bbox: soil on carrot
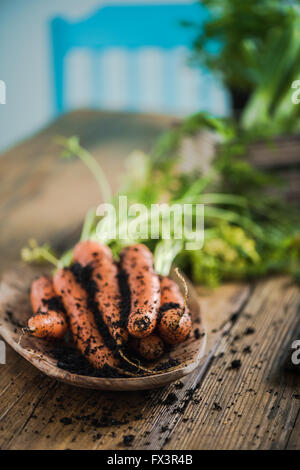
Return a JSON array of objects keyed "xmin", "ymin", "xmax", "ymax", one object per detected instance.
[
  {"xmin": 157, "ymin": 302, "xmax": 180, "ymax": 323},
  {"xmin": 117, "ymin": 267, "xmax": 131, "ymax": 329},
  {"xmin": 50, "ymin": 262, "xmax": 181, "ymax": 378},
  {"xmin": 70, "ymin": 262, "xmax": 118, "ymax": 354},
  {"xmin": 41, "ymin": 296, "xmax": 66, "ymax": 313},
  {"xmin": 52, "ymin": 342, "xmax": 180, "ymax": 378},
  {"xmin": 52, "ymin": 344, "xmax": 130, "ymax": 378},
  {"xmin": 133, "ymin": 316, "xmax": 151, "ymax": 331}
]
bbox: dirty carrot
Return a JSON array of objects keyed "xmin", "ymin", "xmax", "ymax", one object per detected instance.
[
  {"xmin": 158, "ymin": 275, "xmax": 192, "ymax": 345},
  {"xmin": 131, "ymin": 333, "xmax": 164, "ymax": 361},
  {"xmin": 28, "ymin": 276, "xmax": 67, "ymax": 339},
  {"xmin": 119, "ymin": 244, "xmax": 160, "ymax": 338},
  {"xmin": 72, "ymin": 240, "xmax": 128, "ymax": 346},
  {"xmin": 53, "ymin": 268, "xmax": 119, "ymax": 369}
]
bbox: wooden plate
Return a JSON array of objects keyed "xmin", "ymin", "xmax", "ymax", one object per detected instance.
[{"xmin": 0, "ymin": 264, "xmax": 206, "ymax": 391}]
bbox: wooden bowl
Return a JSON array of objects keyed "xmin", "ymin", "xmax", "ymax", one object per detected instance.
[{"xmin": 0, "ymin": 264, "xmax": 206, "ymax": 391}]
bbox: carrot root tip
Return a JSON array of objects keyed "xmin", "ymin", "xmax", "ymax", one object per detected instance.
[
  {"xmin": 174, "ymin": 267, "xmax": 189, "ymax": 317},
  {"xmin": 17, "ymin": 327, "xmax": 30, "ymax": 345},
  {"xmin": 119, "ymin": 350, "xmax": 156, "ymax": 375}
]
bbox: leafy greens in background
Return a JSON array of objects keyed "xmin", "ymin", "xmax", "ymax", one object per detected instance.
[
  {"xmin": 22, "ymin": 113, "xmax": 300, "ymax": 287},
  {"xmin": 136, "ymin": 113, "xmax": 300, "ymax": 286}
]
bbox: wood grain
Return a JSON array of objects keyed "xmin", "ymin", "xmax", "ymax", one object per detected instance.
[{"xmin": 164, "ymin": 276, "xmax": 300, "ymax": 450}]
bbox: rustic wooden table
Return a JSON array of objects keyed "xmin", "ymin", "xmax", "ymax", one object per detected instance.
[{"xmin": 0, "ymin": 110, "xmax": 299, "ymax": 450}]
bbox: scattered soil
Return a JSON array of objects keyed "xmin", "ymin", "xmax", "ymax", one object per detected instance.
[
  {"xmin": 244, "ymin": 327, "xmax": 255, "ymax": 336},
  {"xmin": 229, "ymin": 359, "xmax": 242, "ymax": 370},
  {"xmin": 60, "ymin": 417, "xmax": 73, "ymax": 425},
  {"xmin": 194, "ymin": 328, "xmax": 201, "ymax": 339},
  {"xmin": 212, "ymin": 402, "xmax": 222, "ymax": 411},
  {"xmin": 162, "ymin": 393, "xmax": 178, "ymax": 406},
  {"xmin": 122, "ymin": 434, "xmax": 135, "ymax": 447},
  {"xmin": 174, "ymin": 381, "xmax": 184, "ymax": 389},
  {"xmin": 160, "ymin": 425, "xmax": 169, "ymax": 433}
]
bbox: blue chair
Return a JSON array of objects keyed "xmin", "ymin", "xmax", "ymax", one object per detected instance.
[{"xmin": 50, "ymin": 3, "xmax": 229, "ymax": 116}]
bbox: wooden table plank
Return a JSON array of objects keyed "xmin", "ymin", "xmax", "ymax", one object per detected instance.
[
  {"xmin": 164, "ymin": 277, "xmax": 300, "ymax": 450},
  {"xmin": 286, "ymin": 409, "xmax": 300, "ymax": 450}
]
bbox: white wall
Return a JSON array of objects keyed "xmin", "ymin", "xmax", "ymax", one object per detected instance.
[{"xmin": 0, "ymin": 0, "xmax": 223, "ymax": 153}]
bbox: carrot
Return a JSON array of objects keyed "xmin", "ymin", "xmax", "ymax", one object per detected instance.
[
  {"xmin": 53, "ymin": 268, "xmax": 119, "ymax": 369},
  {"xmin": 72, "ymin": 240, "xmax": 128, "ymax": 347},
  {"xmin": 28, "ymin": 276, "xmax": 67, "ymax": 339},
  {"xmin": 158, "ymin": 275, "xmax": 192, "ymax": 345},
  {"xmin": 119, "ymin": 244, "xmax": 161, "ymax": 338},
  {"xmin": 131, "ymin": 334, "xmax": 164, "ymax": 361}
]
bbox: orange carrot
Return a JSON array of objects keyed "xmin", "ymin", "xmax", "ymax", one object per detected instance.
[
  {"xmin": 119, "ymin": 244, "xmax": 160, "ymax": 338},
  {"xmin": 28, "ymin": 276, "xmax": 67, "ymax": 339},
  {"xmin": 72, "ymin": 240, "xmax": 128, "ymax": 346},
  {"xmin": 131, "ymin": 334, "xmax": 164, "ymax": 361},
  {"xmin": 53, "ymin": 268, "xmax": 118, "ymax": 369},
  {"xmin": 158, "ymin": 276, "xmax": 192, "ymax": 345}
]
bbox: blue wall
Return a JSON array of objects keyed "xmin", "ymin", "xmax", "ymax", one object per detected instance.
[{"xmin": 0, "ymin": 0, "xmax": 228, "ymax": 153}]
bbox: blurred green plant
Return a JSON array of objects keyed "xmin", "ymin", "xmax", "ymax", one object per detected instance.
[
  {"xmin": 121, "ymin": 115, "xmax": 300, "ymax": 285},
  {"xmin": 189, "ymin": 0, "xmax": 300, "ymax": 135},
  {"xmin": 21, "ymin": 239, "xmax": 61, "ymax": 269}
]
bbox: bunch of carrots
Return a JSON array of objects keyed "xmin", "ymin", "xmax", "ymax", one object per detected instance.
[{"xmin": 27, "ymin": 240, "xmax": 192, "ymax": 375}]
